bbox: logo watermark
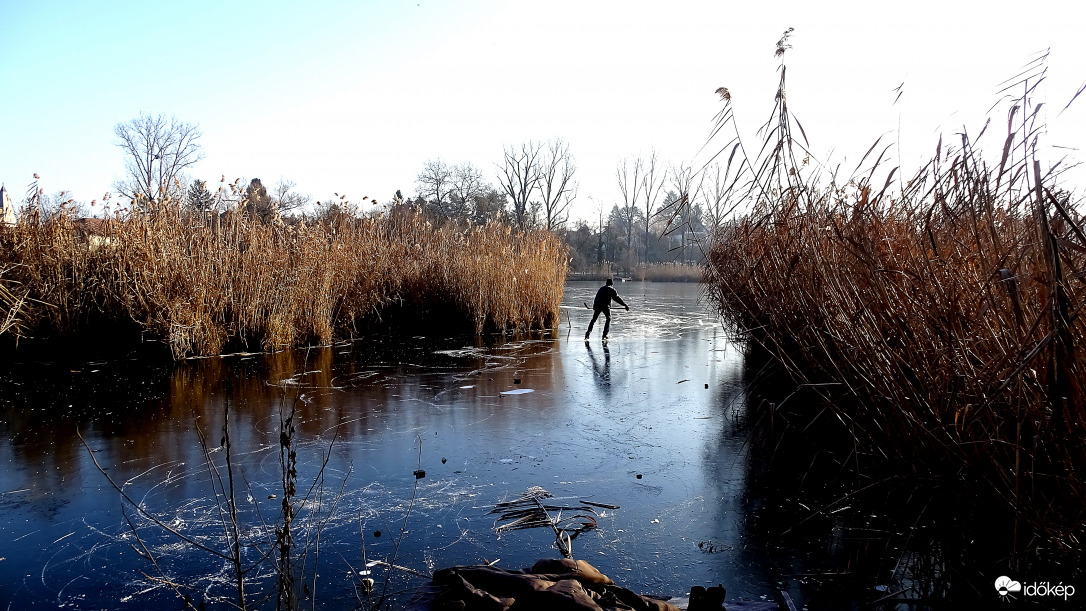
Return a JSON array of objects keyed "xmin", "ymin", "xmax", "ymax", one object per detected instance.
[{"xmin": 995, "ymin": 576, "xmax": 1075, "ymax": 602}]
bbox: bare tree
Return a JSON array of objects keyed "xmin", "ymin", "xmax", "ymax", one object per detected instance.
[
  {"xmin": 449, "ymin": 163, "xmax": 487, "ymax": 220},
  {"xmin": 590, "ymin": 197, "xmax": 608, "ymax": 267},
  {"xmin": 498, "ymin": 141, "xmax": 543, "ymax": 230},
  {"xmin": 608, "ymin": 204, "xmax": 642, "ymax": 272},
  {"xmin": 536, "ymin": 139, "xmax": 577, "ymax": 231},
  {"xmin": 114, "ymin": 114, "xmax": 203, "ymax": 206},
  {"xmin": 472, "ymin": 188, "xmax": 508, "ymax": 225},
  {"xmin": 639, "ymin": 150, "xmax": 666, "ymax": 264},
  {"xmin": 415, "ymin": 158, "xmax": 453, "ymax": 217},
  {"xmin": 39, "ymin": 189, "xmax": 89, "ymax": 220},
  {"xmin": 701, "ymin": 160, "xmax": 742, "ymax": 235},
  {"xmin": 661, "ymin": 164, "xmax": 706, "ymax": 262},
  {"xmin": 616, "ymin": 157, "xmax": 643, "ymax": 260},
  {"xmin": 272, "ymin": 178, "xmax": 311, "ymax": 215},
  {"xmin": 660, "ymin": 163, "xmax": 702, "ymax": 231}
]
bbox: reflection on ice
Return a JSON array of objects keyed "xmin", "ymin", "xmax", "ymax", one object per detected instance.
[{"xmin": 0, "ymin": 281, "xmax": 763, "ymax": 610}]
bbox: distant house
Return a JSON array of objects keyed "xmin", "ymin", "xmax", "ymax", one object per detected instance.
[
  {"xmin": 73, "ymin": 217, "xmax": 112, "ymax": 250},
  {"xmin": 0, "ymin": 184, "xmax": 15, "ymax": 226}
]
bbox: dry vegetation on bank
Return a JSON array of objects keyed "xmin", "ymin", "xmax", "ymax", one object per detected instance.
[
  {"xmin": 0, "ymin": 205, "xmax": 567, "ymax": 358},
  {"xmin": 567, "ymin": 262, "xmax": 704, "ymax": 282},
  {"xmin": 704, "ymin": 47, "xmax": 1085, "ymax": 565},
  {"xmin": 633, "ymin": 262, "xmax": 703, "ymax": 282}
]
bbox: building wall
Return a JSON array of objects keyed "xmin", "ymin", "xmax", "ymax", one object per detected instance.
[{"xmin": 0, "ymin": 186, "xmax": 16, "ymax": 226}]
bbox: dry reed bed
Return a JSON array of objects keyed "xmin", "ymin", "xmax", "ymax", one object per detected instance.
[
  {"xmin": 704, "ymin": 67, "xmax": 1085, "ymax": 560},
  {"xmin": 0, "ymin": 206, "xmax": 567, "ymax": 358},
  {"xmin": 633, "ymin": 263, "xmax": 704, "ymax": 282}
]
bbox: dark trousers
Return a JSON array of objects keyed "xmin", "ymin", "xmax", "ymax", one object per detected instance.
[{"xmin": 586, "ymin": 307, "xmax": 610, "ymax": 338}]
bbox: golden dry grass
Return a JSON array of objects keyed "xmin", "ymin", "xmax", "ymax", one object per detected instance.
[
  {"xmin": 703, "ymin": 57, "xmax": 1085, "ymax": 562},
  {"xmin": 0, "ymin": 205, "xmax": 567, "ymax": 358},
  {"xmin": 633, "ymin": 263, "xmax": 703, "ymax": 282}
]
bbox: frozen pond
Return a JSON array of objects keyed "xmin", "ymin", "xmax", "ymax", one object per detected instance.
[{"xmin": 0, "ymin": 281, "xmax": 821, "ymax": 609}]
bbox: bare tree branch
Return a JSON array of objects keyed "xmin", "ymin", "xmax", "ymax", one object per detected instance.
[
  {"xmin": 472, "ymin": 188, "xmax": 508, "ymax": 225},
  {"xmin": 498, "ymin": 142, "xmax": 543, "ymax": 231},
  {"xmin": 272, "ymin": 178, "xmax": 312, "ymax": 215},
  {"xmin": 616, "ymin": 157, "xmax": 644, "ymax": 258},
  {"xmin": 640, "ymin": 150, "xmax": 666, "ymax": 264},
  {"xmin": 449, "ymin": 163, "xmax": 486, "ymax": 220},
  {"xmin": 661, "ymin": 163, "xmax": 706, "ymax": 263},
  {"xmin": 113, "ymin": 114, "xmax": 203, "ymax": 207},
  {"xmin": 416, "ymin": 158, "xmax": 455, "ymax": 218},
  {"xmin": 537, "ymin": 139, "xmax": 577, "ymax": 231}
]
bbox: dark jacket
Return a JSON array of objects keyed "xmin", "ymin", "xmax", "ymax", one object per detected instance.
[{"xmin": 592, "ymin": 285, "xmax": 627, "ymax": 311}]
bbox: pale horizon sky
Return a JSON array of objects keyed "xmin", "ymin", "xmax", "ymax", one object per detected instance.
[{"xmin": 2, "ymin": 0, "xmax": 1083, "ymax": 223}]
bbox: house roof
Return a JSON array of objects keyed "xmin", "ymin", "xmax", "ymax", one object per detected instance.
[{"xmin": 73, "ymin": 217, "xmax": 111, "ymax": 236}]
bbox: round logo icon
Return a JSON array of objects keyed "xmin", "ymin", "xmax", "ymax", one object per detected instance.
[{"xmin": 995, "ymin": 576, "xmax": 1022, "ymax": 598}]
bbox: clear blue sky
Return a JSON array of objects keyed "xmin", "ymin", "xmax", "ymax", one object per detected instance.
[{"xmin": 2, "ymin": 0, "xmax": 1083, "ymax": 221}]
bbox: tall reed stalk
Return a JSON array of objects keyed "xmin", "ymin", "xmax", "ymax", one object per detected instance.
[
  {"xmin": 703, "ymin": 39, "xmax": 1084, "ymax": 568},
  {"xmin": 0, "ymin": 205, "xmax": 567, "ymax": 358}
]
